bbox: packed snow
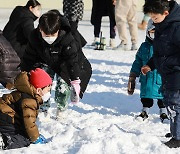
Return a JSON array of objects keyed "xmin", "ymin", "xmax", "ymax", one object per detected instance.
[{"xmin": 0, "ymin": 9, "xmax": 180, "ymax": 154}]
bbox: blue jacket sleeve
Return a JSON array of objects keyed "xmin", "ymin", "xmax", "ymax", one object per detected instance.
[{"xmin": 130, "ymin": 44, "xmax": 144, "ymax": 77}]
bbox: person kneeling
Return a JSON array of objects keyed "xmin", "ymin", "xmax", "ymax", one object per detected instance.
[{"xmin": 0, "ymin": 68, "xmax": 52, "ymax": 150}]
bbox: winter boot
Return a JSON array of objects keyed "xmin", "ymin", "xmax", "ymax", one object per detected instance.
[
  {"xmin": 160, "ymin": 113, "xmax": 169, "ymax": 123},
  {"xmin": 164, "ymin": 138, "xmax": 180, "ymax": 148},
  {"xmin": 138, "ymin": 111, "xmax": 149, "ymax": 120},
  {"xmin": 160, "ymin": 108, "xmax": 169, "ymax": 123}
]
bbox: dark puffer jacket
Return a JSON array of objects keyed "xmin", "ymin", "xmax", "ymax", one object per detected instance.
[
  {"xmin": 0, "ymin": 71, "xmax": 43, "ymax": 142},
  {"xmin": 0, "ymin": 30, "xmax": 20, "ymax": 85},
  {"xmin": 3, "ymin": 6, "xmax": 38, "ymax": 59},
  {"xmin": 147, "ymin": 1, "xmax": 180, "ymax": 90},
  {"xmin": 21, "ymin": 15, "xmax": 92, "ymax": 98}
]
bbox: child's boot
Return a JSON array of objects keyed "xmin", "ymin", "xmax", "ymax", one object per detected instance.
[
  {"xmin": 160, "ymin": 108, "xmax": 169, "ymax": 123},
  {"xmin": 137, "ymin": 107, "xmax": 149, "ymax": 120}
]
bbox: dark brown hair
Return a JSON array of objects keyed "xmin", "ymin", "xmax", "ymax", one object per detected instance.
[
  {"xmin": 25, "ymin": 0, "xmax": 41, "ymax": 8},
  {"xmin": 39, "ymin": 11, "xmax": 61, "ymax": 35}
]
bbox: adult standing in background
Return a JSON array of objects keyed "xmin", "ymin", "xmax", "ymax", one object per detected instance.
[
  {"xmin": 91, "ymin": 0, "xmax": 116, "ymax": 48},
  {"xmin": 3, "ymin": 0, "xmax": 41, "ymax": 60},
  {"xmin": 113, "ymin": 0, "xmax": 138, "ymax": 51},
  {"xmin": 63, "ymin": 0, "xmax": 87, "ymax": 48}
]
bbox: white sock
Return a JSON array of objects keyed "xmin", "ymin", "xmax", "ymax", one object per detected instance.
[
  {"xmin": 142, "ymin": 107, "xmax": 149, "ymax": 114},
  {"xmin": 160, "ymin": 108, "xmax": 168, "ymax": 115}
]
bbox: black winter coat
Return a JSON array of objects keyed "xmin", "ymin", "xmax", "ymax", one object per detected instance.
[
  {"xmin": 91, "ymin": 0, "xmax": 115, "ymax": 25},
  {"xmin": 21, "ymin": 15, "xmax": 92, "ymax": 98},
  {"xmin": 147, "ymin": 1, "xmax": 180, "ymax": 90},
  {"xmin": 0, "ymin": 30, "xmax": 20, "ymax": 85},
  {"xmin": 3, "ymin": 6, "xmax": 37, "ymax": 59}
]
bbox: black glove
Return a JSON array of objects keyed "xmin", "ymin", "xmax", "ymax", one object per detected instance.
[{"xmin": 127, "ymin": 72, "xmax": 136, "ymax": 95}]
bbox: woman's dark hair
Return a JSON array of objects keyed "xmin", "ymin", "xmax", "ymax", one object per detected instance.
[
  {"xmin": 143, "ymin": 0, "xmax": 171, "ymax": 14},
  {"xmin": 39, "ymin": 11, "xmax": 61, "ymax": 35},
  {"xmin": 48, "ymin": 9, "xmax": 61, "ymax": 16},
  {"xmin": 25, "ymin": 0, "xmax": 41, "ymax": 8}
]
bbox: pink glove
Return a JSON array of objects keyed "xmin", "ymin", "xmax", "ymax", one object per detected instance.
[{"xmin": 70, "ymin": 79, "xmax": 81, "ymax": 104}]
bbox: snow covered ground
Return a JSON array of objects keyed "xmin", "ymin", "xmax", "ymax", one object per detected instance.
[{"xmin": 0, "ymin": 9, "xmax": 180, "ymax": 154}]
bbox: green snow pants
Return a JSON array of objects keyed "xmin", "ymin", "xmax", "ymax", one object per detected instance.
[{"xmin": 41, "ymin": 67, "xmax": 70, "ymax": 111}]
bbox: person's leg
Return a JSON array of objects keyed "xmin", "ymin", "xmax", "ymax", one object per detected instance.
[
  {"xmin": 115, "ymin": 0, "xmax": 129, "ymax": 46},
  {"xmin": 1, "ymin": 133, "xmax": 30, "ymax": 150},
  {"xmin": 164, "ymin": 90, "xmax": 180, "ymax": 139},
  {"xmin": 55, "ymin": 75, "xmax": 70, "ymax": 118},
  {"xmin": 157, "ymin": 99, "xmax": 169, "ymax": 122},
  {"xmin": 109, "ymin": 14, "xmax": 116, "ymax": 39},
  {"xmin": 92, "ymin": 15, "xmax": 102, "ymax": 46},
  {"xmin": 138, "ymin": 98, "xmax": 153, "ymax": 119},
  {"xmin": 141, "ymin": 98, "xmax": 153, "ymax": 111},
  {"xmin": 158, "ymin": 99, "xmax": 167, "ymax": 114},
  {"xmin": 164, "ymin": 89, "xmax": 180, "ymax": 148},
  {"xmin": 127, "ymin": 0, "xmax": 138, "ymax": 50},
  {"xmin": 94, "ymin": 15, "xmax": 102, "ymax": 38},
  {"xmin": 109, "ymin": 15, "xmax": 116, "ymax": 48}
]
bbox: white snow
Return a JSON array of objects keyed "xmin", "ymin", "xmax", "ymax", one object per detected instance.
[{"xmin": 0, "ymin": 9, "xmax": 180, "ymax": 154}]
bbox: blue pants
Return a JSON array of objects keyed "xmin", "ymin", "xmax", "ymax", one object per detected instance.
[{"xmin": 163, "ymin": 89, "xmax": 180, "ymax": 140}]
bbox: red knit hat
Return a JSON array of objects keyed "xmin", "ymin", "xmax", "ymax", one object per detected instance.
[{"xmin": 29, "ymin": 68, "xmax": 52, "ymax": 88}]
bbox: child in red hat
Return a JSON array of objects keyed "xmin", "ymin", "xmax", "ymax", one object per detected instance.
[{"xmin": 0, "ymin": 68, "xmax": 52, "ymax": 149}]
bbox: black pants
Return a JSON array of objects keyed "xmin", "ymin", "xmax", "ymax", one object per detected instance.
[
  {"xmin": 1, "ymin": 133, "xmax": 30, "ymax": 150},
  {"xmin": 141, "ymin": 98, "xmax": 165, "ymax": 108},
  {"xmin": 93, "ymin": 15, "xmax": 116, "ymax": 38}
]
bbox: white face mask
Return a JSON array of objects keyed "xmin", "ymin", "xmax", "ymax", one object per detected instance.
[
  {"xmin": 42, "ymin": 92, "xmax": 51, "ymax": 102},
  {"xmin": 43, "ymin": 36, "xmax": 57, "ymax": 44},
  {"xmin": 149, "ymin": 32, "xmax": 155, "ymax": 40}
]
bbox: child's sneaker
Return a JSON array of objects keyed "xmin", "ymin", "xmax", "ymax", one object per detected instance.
[
  {"xmin": 160, "ymin": 113, "xmax": 169, "ymax": 123},
  {"xmin": 137, "ymin": 111, "xmax": 148, "ymax": 120}
]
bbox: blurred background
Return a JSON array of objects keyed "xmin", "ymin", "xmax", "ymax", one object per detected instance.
[{"xmin": 0, "ymin": 0, "xmax": 145, "ymax": 11}]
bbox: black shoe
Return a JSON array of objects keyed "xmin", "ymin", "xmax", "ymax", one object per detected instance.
[
  {"xmin": 164, "ymin": 138, "xmax": 180, "ymax": 148},
  {"xmin": 165, "ymin": 133, "xmax": 172, "ymax": 138},
  {"xmin": 138, "ymin": 111, "xmax": 148, "ymax": 120},
  {"xmin": 160, "ymin": 113, "xmax": 169, "ymax": 123}
]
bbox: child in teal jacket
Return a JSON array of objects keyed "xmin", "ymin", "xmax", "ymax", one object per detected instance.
[{"xmin": 127, "ymin": 20, "xmax": 168, "ymax": 122}]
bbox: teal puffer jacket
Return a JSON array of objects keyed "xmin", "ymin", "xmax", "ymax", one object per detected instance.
[{"xmin": 130, "ymin": 40, "xmax": 163, "ymax": 99}]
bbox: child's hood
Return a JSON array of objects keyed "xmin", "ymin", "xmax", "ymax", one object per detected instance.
[{"xmin": 14, "ymin": 71, "xmax": 38, "ymax": 97}]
